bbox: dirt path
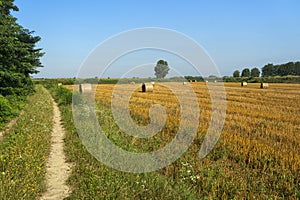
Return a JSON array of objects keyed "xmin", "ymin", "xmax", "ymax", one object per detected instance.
[
  {"xmin": 0, "ymin": 110, "xmax": 25, "ymax": 141},
  {"xmin": 40, "ymin": 99, "xmax": 71, "ymax": 200}
]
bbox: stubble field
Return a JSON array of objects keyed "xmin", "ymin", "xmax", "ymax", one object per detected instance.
[{"xmin": 65, "ymin": 82, "xmax": 300, "ymax": 198}]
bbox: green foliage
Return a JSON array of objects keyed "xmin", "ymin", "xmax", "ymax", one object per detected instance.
[
  {"xmin": 233, "ymin": 61, "xmax": 300, "ymax": 79},
  {"xmin": 250, "ymin": 67, "xmax": 260, "ymax": 77},
  {"xmin": 262, "ymin": 63, "xmax": 275, "ymax": 76},
  {"xmin": 223, "ymin": 75, "xmax": 300, "ymax": 83},
  {"xmin": 184, "ymin": 76, "xmax": 204, "ymax": 82},
  {"xmin": 0, "ymin": 71, "xmax": 35, "ymax": 96},
  {"xmin": 233, "ymin": 70, "xmax": 240, "ymax": 77},
  {"xmin": 262, "ymin": 62, "xmax": 300, "ymax": 77},
  {"xmin": 0, "ymin": 0, "xmax": 44, "ymax": 97},
  {"xmin": 295, "ymin": 62, "xmax": 300, "ymax": 75},
  {"xmin": 5, "ymin": 95, "xmax": 26, "ymax": 112},
  {"xmin": 277, "ymin": 62, "xmax": 295, "ymax": 76},
  {"xmin": 154, "ymin": 60, "xmax": 169, "ymax": 78},
  {"xmin": 45, "ymin": 84, "xmax": 83, "ymax": 106},
  {"xmin": 0, "ymin": 94, "xmax": 26, "ymax": 129},
  {"xmin": 98, "ymin": 78, "xmax": 119, "ymax": 84},
  {"xmin": 0, "ymin": 95, "xmax": 12, "ymax": 124},
  {"xmin": 0, "ymin": 85, "xmax": 53, "ymax": 199},
  {"xmin": 35, "ymin": 78, "xmax": 121, "ymax": 85},
  {"xmin": 34, "ymin": 78, "xmax": 75, "ymax": 85},
  {"xmin": 241, "ymin": 68, "xmax": 250, "ymax": 77},
  {"xmin": 50, "ymin": 86, "xmax": 73, "ymax": 106}
]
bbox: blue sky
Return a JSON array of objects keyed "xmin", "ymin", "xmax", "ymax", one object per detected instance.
[{"xmin": 14, "ymin": 0, "xmax": 300, "ymax": 78}]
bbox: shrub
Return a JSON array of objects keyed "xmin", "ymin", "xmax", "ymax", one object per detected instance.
[
  {"xmin": 5, "ymin": 95, "xmax": 27, "ymax": 114},
  {"xmin": 0, "ymin": 95, "xmax": 13, "ymax": 124},
  {"xmin": 51, "ymin": 86, "xmax": 73, "ymax": 105}
]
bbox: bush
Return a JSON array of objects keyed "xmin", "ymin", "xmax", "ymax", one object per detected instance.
[
  {"xmin": 0, "ymin": 95, "xmax": 13, "ymax": 124},
  {"xmin": 51, "ymin": 86, "xmax": 73, "ymax": 106},
  {"xmin": 45, "ymin": 84, "xmax": 83, "ymax": 106},
  {"xmin": 5, "ymin": 95, "xmax": 27, "ymax": 114}
]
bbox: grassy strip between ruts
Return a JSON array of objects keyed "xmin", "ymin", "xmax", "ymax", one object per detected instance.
[
  {"xmin": 46, "ymin": 85, "xmax": 198, "ymax": 199},
  {"xmin": 0, "ymin": 85, "xmax": 53, "ymax": 199}
]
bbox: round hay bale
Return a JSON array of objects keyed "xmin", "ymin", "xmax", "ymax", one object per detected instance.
[
  {"xmin": 130, "ymin": 81, "xmax": 136, "ymax": 85},
  {"xmin": 183, "ymin": 82, "xmax": 187, "ymax": 85},
  {"xmin": 79, "ymin": 84, "xmax": 93, "ymax": 93},
  {"xmin": 142, "ymin": 83, "xmax": 153, "ymax": 92},
  {"xmin": 151, "ymin": 81, "xmax": 155, "ymax": 85},
  {"xmin": 58, "ymin": 83, "xmax": 63, "ymax": 86},
  {"xmin": 260, "ymin": 83, "xmax": 269, "ymax": 89},
  {"xmin": 241, "ymin": 82, "xmax": 248, "ymax": 87}
]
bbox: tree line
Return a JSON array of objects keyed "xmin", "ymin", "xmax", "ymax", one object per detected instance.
[
  {"xmin": 261, "ymin": 62, "xmax": 300, "ymax": 77},
  {"xmin": 233, "ymin": 62, "xmax": 300, "ymax": 77},
  {"xmin": 0, "ymin": 0, "xmax": 43, "ymax": 126},
  {"xmin": 0, "ymin": 0, "xmax": 43, "ymax": 96}
]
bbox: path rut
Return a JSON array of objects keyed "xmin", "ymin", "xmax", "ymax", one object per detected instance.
[{"xmin": 0, "ymin": 110, "xmax": 25, "ymax": 141}]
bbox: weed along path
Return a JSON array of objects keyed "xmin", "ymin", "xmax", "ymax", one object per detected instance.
[{"xmin": 40, "ymin": 99, "xmax": 71, "ymax": 200}]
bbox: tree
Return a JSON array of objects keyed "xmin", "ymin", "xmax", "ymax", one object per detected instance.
[
  {"xmin": 154, "ymin": 60, "xmax": 169, "ymax": 78},
  {"xmin": 251, "ymin": 67, "xmax": 260, "ymax": 77},
  {"xmin": 295, "ymin": 62, "xmax": 300, "ymax": 75},
  {"xmin": 0, "ymin": 0, "xmax": 44, "ymax": 96},
  {"xmin": 233, "ymin": 70, "xmax": 240, "ymax": 77},
  {"xmin": 262, "ymin": 64, "xmax": 275, "ymax": 77},
  {"xmin": 277, "ymin": 62, "xmax": 295, "ymax": 76},
  {"xmin": 241, "ymin": 68, "xmax": 250, "ymax": 77}
]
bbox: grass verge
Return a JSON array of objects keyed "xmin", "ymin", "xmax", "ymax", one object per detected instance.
[{"xmin": 0, "ymin": 85, "xmax": 53, "ymax": 199}]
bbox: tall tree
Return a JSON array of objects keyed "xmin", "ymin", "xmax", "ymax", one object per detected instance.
[
  {"xmin": 295, "ymin": 62, "xmax": 300, "ymax": 75},
  {"xmin": 262, "ymin": 64, "xmax": 275, "ymax": 77},
  {"xmin": 0, "ymin": 0, "xmax": 44, "ymax": 96},
  {"xmin": 251, "ymin": 67, "xmax": 260, "ymax": 77},
  {"xmin": 277, "ymin": 62, "xmax": 295, "ymax": 76},
  {"xmin": 233, "ymin": 70, "xmax": 240, "ymax": 77},
  {"xmin": 241, "ymin": 68, "xmax": 250, "ymax": 77},
  {"xmin": 154, "ymin": 60, "xmax": 169, "ymax": 78}
]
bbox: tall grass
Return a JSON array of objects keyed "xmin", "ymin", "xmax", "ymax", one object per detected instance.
[{"xmin": 0, "ymin": 85, "xmax": 53, "ymax": 199}]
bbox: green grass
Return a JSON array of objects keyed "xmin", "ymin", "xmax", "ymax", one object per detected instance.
[
  {"xmin": 0, "ymin": 85, "xmax": 53, "ymax": 199},
  {"xmin": 45, "ymin": 86, "xmax": 197, "ymax": 199},
  {"xmin": 61, "ymin": 105, "xmax": 198, "ymax": 199}
]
